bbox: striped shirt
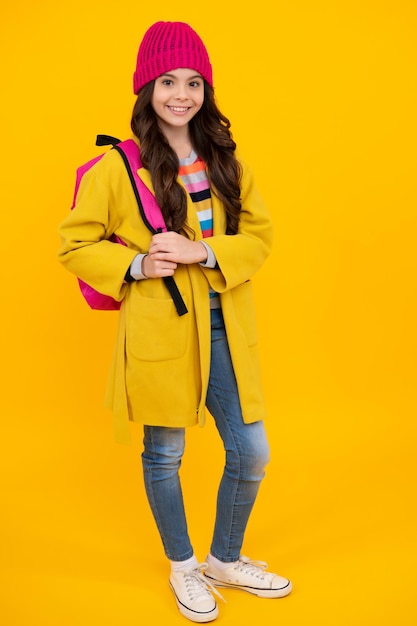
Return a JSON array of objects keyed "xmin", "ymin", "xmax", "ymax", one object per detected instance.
[{"xmin": 179, "ymin": 150, "xmax": 220, "ymax": 308}]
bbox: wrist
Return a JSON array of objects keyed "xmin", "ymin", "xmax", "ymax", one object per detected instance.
[
  {"xmin": 198, "ymin": 241, "xmax": 208, "ymax": 263},
  {"xmin": 141, "ymin": 254, "xmax": 149, "ymax": 278},
  {"xmin": 130, "ymin": 253, "xmax": 148, "ymax": 280},
  {"xmin": 199, "ymin": 241, "xmax": 217, "ymax": 268}
]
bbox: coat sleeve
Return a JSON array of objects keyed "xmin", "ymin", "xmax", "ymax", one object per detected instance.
[
  {"xmin": 57, "ymin": 155, "xmax": 139, "ymax": 302},
  {"xmin": 200, "ymin": 160, "xmax": 273, "ymax": 292}
]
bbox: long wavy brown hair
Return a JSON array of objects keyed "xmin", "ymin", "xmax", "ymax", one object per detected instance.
[{"xmin": 131, "ymin": 81, "xmax": 242, "ymax": 234}]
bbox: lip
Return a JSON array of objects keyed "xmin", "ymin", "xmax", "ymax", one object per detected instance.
[{"xmin": 167, "ymin": 106, "xmax": 191, "ymax": 115}]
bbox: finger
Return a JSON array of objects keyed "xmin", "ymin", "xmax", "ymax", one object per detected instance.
[
  {"xmin": 149, "ymin": 240, "xmax": 175, "ymax": 254},
  {"xmin": 151, "ymin": 231, "xmax": 176, "ymax": 245},
  {"xmin": 148, "ymin": 251, "xmax": 174, "ymax": 261},
  {"xmin": 152, "ymin": 259, "xmax": 177, "ymax": 270}
]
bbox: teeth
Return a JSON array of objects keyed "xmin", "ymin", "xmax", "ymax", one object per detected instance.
[{"xmin": 170, "ymin": 107, "xmax": 188, "ymax": 112}]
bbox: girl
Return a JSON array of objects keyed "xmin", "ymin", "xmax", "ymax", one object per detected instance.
[{"xmin": 58, "ymin": 21, "xmax": 292, "ymax": 623}]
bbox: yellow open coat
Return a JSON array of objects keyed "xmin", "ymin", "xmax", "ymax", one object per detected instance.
[{"xmin": 58, "ymin": 144, "xmax": 273, "ymax": 444}]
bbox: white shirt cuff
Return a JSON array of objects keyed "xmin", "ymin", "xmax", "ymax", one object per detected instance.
[
  {"xmin": 199, "ymin": 242, "xmax": 217, "ymax": 268},
  {"xmin": 130, "ymin": 254, "xmax": 148, "ymax": 280}
]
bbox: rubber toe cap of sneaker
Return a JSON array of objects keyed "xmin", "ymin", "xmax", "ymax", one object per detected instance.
[{"xmin": 271, "ymin": 575, "xmax": 292, "ymax": 594}]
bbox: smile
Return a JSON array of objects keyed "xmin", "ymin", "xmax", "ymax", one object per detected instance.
[{"xmin": 168, "ymin": 106, "xmax": 191, "ymax": 113}]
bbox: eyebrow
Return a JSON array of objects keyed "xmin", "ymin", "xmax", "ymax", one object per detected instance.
[{"xmin": 160, "ymin": 73, "xmax": 202, "ymax": 80}]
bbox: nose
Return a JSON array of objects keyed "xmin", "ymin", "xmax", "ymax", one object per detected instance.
[{"xmin": 175, "ymin": 83, "xmax": 188, "ymax": 100}]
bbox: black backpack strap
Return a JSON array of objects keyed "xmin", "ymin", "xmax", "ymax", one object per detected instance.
[
  {"xmin": 96, "ymin": 135, "xmax": 122, "ymax": 147},
  {"xmin": 112, "ymin": 143, "xmax": 188, "ymax": 317}
]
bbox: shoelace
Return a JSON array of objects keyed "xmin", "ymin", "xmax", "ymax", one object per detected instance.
[
  {"xmin": 234, "ymin": 556, "xmax": 271, "ymax": 580},
  {"xmin": 184, "ymin": 563, "xmax": 225, "ymax": 602}
]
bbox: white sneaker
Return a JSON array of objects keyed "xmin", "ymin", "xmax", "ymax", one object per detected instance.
[
  {"xmin": 169, "ymin": 562, "xmax": 223, "ymax": 622},
  {"xmin": 204, "ymin": 555, "xmax": 292, "ymax": 599}
]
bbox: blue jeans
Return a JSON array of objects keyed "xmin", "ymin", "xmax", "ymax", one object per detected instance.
[{"xmin": 141, "ymin": 308, "xmax": 270, "ymax": 562}]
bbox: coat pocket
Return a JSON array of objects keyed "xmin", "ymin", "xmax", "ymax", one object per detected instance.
[{"xmin": 126, "ymin": 292, "xmax": 188, "ymax": 362}]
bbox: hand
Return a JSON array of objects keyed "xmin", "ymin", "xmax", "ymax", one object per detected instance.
[
  {"xmin": 141, "ymin": 254, "xmax": 177, "ymax": 279},
  {"xmin": 148, "ymin": 232, "xmax": 208, "ymax": 266}
]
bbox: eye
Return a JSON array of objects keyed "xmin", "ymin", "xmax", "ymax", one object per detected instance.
[
  {"xmin": 189, "ymin": 80, "xmax": 201, "ymax": 88},
  {"xmin": 161, "ymin": 79, "xmax": 173, "ymax": 86}
]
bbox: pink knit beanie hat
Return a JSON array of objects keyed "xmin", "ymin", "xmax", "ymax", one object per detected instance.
[{"xmin": 133, "ymin": 21, "xmax": 213, "ymax": 94}]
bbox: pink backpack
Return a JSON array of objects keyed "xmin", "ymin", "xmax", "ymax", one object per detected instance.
[{"xmin": 71, "ymin": 135, "xmax": 187, "ymax": 315}]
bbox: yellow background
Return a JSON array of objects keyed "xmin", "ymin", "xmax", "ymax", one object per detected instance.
[{"xmin": 1, "ymin": 1, "xmax": 416, "ymax": 624}]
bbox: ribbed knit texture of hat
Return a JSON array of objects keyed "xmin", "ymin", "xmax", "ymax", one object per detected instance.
[{"xmin": 133, "ymin": 21, "xmax": 213, "ymax": 94}]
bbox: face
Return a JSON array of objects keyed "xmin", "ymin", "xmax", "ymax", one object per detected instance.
[{"xmin": 151, "ymin": 68, "xmax": 205, "ymax": 133}]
